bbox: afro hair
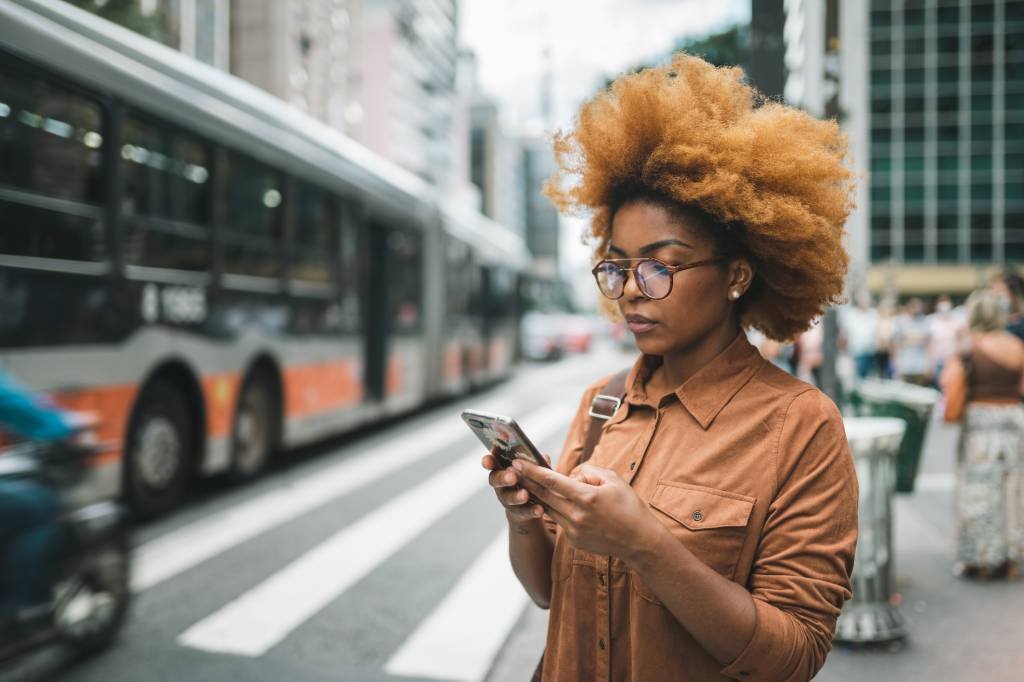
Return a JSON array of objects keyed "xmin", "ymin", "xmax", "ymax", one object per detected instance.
[{"xmin": 544, "ymin": 53, "xmax": 855, "ymax": 341}]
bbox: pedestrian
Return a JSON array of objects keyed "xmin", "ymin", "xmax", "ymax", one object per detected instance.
[
  {"xmin": 482, "ymin": 54, "xmax": 858, "ymax": 681},
  {"xmin": 840, "ymin": 291, "xmax": 879, "ymax": 379},
  {"xmin": 989, "ymin": 268, "xmax": 1024, "ymax": 342},
  {"xmin": 928, "ymin": 294, "xmax": 964, "ymax": 387},
  {"xmin": 874, "ymin": 299, "xmax": 897, "ymax": 379},
  {"xmin": 941, "ymin": 290, "xmax": 1024, "ymax": 580},
  {"xmin": 892, "ymin": 297, "xmax": 932, "ymax": 385}
]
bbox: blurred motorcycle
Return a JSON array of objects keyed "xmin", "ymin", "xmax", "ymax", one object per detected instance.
[{"xmin": 0, "ymin": 426, "xmax": 131, "ymax": 665}]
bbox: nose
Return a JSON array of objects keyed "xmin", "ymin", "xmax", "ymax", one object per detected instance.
[{"xmin": 621, "ymin": 267, "xmax": 646, "ymax": 300}]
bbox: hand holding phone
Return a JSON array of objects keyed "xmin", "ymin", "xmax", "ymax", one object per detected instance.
[{"xmin": 464, "ymin": 409, "xmax": 550, "ymax": 520}]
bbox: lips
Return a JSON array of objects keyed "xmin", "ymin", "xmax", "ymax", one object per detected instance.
[{"xmin": 624, "ymin": 313, "xmax": 658, "ymax": 334}]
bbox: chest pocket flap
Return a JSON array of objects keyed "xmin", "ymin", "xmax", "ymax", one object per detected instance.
[{"xmin": 650, "ymin": 482, "xmax": 755, "ymax": 531}]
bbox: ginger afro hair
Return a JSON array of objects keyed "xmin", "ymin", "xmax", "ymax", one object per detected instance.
[{"xmin": 544, "ymin": 53, "xmax": 855, "ymax": 341}]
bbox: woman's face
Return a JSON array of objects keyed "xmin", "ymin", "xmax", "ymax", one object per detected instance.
[{"xmin": 607, "ymin": 200, "xmax": 748, "ymax": 357}]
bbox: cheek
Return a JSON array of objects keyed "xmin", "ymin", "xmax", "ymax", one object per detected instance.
[{"xmin": 662, "ymin": 276, "xmax": 726, "ymax": 320}]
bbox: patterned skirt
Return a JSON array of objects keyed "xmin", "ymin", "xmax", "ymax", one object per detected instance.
[{"xmin": 956, "ymin": 403, "xmax": 1024, "ymax": 568}]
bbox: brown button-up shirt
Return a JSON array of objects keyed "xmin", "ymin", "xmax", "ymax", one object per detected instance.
[{"xmin": 541, "ymin": 334, "xmax": 858, "ymax": 682}]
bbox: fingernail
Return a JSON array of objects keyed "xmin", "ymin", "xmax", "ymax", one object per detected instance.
[
  {"xmin": 533, "ymin": 506, "xmax": 543, "ymax": 517},
  {"xmin": 504, "ymin": 473, "xmax": 515, "ymax": 485},
  {"xmin": 512, "ymin": 460, "xmax": 523, "ymax": 471}
]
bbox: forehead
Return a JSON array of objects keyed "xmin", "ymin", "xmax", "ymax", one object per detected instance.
[{"xmin": 608, "ymin": 201, "xmax": 713, "ymax": 251}]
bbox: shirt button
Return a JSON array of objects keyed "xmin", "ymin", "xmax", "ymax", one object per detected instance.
[
  {"xmin": 598, "ymin": 574, "xmax": 606, "ymax": 586},
  {"xmin": 692, "ymin": 510, "xmax": 703, "ymax": 522},
  {"xmin": 629, "ymin": 462, "xmax": 636, "ymax": 470},
  {"xmin": 598, "ymin": 638, "xmax": 606, "ymax": 650}
]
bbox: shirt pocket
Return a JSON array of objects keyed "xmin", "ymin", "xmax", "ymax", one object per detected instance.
[{"xmin": 631, "ymin": 481, "xmax": 755, "ymax": 603}]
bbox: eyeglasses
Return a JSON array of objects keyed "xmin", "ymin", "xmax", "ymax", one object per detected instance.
[{"xmin": 591, "ymin": 257, "xmax": 724, "ymax": 300}]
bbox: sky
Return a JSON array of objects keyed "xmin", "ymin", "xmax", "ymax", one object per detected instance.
[{"xmin": 458, "ymin": 0, "xmax": 750, "ymax": 297}]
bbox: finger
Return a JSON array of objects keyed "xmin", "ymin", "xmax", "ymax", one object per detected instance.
[
  {"xmin": 513, "ymin": 460, "xmax": 590, "ymax": 500},
  {"xmin": 574, "ymin": 463, "xmax": 616, "ymax": 486},
  {"xmin": 482, "ymin": 454, "xmax": 498, "ymax": 470},
  {"xmin": 488, "ymin": 468, "xmax": 519, "ymax": 489},
  {"xmin": 518, "ymin": 475, "xmax": 575, "ymax": 517},
  {"xmin": 507, "ymin": 503, "xmax": 545, "ymax": 523},
  {"xmin": 497, "ymin": 487, "xmax": 530, "ymax": 507},
  {"xmin": 542, "ymin": 453, "xmax": 552, "ymax": 467},
  {"xmin": 541, "ymin": 501, "xmax": 574, "ymax": 530}
]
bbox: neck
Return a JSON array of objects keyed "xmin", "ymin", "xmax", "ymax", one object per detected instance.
[{"xmin": 657, "ymin": 320, "xmax": 742, "ymax": 388}]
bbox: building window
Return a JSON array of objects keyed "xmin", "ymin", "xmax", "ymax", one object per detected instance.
[
  {"xmin": 971, "ymin": 214, "xmax": 993, "ymax": 261},
  {"xmin": 937, "ymin": 213, "xmax": 959, "ymax": 262}
]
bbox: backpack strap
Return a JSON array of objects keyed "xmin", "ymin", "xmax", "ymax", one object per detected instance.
[{"xmin": 580, "ymin": 368, "xmax": 631, "ymax": 465}]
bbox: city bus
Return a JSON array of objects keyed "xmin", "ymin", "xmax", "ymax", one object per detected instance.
[{"xmin": 0, "ymin": 0, "xmax": 530, "ymax": 517}]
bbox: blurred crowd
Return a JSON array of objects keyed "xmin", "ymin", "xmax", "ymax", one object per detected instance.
[
  {"xmin": 749, "ymin": 268, "xmax": 1024, "ymax": 582},
  {"xmin": 748, "ymin": 268, "xmax": 1024, "ymax": 393}
]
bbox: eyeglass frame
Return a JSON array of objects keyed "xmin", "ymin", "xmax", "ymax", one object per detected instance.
[{"xmin": 590, "ymin": 256, "xmax": 726, "ymax": 300}]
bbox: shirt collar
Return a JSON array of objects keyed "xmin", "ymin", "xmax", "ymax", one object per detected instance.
[{"xmin": 622, "ymin": 332, "xmax": 765, "ymax": 430}]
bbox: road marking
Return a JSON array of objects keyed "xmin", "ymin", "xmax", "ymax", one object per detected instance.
[
  {"xmin": 133, "ymin": 416, "xmax": 471, "ymax": 591},
  {"xmin": 133, "ymin": 359, "xmax": 604, "ymax": 592},
  {"xmin": 384, "ymin": 529, "xmax": 528, "ymax": 682},
  {"xmin": 176, "ymin": 405, "xmax": 573, "ymax": 657}
]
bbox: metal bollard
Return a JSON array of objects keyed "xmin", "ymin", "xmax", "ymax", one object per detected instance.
[{"xmin": 835, "ymin": 416, "xmax": 908, "ymax": 643}]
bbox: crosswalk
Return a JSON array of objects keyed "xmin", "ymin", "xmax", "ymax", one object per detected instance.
[{"xmin": 114, "ymin": 355, "xmax": 620, "ymax": 682}]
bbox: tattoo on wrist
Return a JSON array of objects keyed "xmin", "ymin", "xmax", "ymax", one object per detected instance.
[{"xmin": 516, "ymin": 525, "xmax": 530, "ymax": 536}]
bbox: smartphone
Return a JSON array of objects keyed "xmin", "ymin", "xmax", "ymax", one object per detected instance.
[{"xmin": 461, "ymin": 409, "xmax": 551, "ymax": 469}]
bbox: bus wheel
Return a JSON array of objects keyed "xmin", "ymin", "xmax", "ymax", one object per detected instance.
[
  {"xmin": 125, "ymin": 381, "xmax": 191, "ymax": 519},
  {"xmin": 228, "ymin": 372, "xmax": 276, "ymax": 482}
]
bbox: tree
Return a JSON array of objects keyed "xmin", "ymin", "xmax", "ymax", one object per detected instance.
[
  {"xmin": 604, "ymin": 24, "xmax": 750, "ymax": 89},
  {"xmin": 64, "ymin": 0, "xmax": 166, "ymax": 42}
]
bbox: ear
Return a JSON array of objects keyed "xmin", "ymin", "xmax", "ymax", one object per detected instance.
[{"xmin": 728, "ymin": 258, "xmax": 755, "ymax": 296}]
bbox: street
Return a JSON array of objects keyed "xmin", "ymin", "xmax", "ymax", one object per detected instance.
[
  {"xmin": 5, "ymin": 347, "xmax": 1024, "ymax": 682},
  {"xmin": 2, "ymin": 345, "xmax": 634, "ymax": 682}
]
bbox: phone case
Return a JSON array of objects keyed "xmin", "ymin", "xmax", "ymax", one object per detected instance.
[{"xmin": 460, "ymin": 410, "xmax": 549, "ymax": 468}]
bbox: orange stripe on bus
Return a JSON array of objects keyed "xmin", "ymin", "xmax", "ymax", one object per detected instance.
[
  {"xmin": 201, "ymin": 373, "xmax": 242, "ymax": 438},
  {"xmin": 283, "ymin": 359, "xmax": 363, "ymax": 418},
  {"xmin": 385, "ymin": 354, "xmax": 404, "ymax": 396}
]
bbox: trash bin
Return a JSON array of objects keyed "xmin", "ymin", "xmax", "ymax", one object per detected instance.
[
  {"xmin": 836, "ymin": 416, "xmax": 907, "ymax": 643},
  {"xmin": 847, "ymin": 379, "xmax": 940, "ymax": 493}
]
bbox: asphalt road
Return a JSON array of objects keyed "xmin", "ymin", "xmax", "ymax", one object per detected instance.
[
  {"xmin": 6, "ymin": 349, "xmax": 1022, "ymax": 682},
  {"xmin": 1, "ymin": 345, "xmax": 634, "ymax": 682}
]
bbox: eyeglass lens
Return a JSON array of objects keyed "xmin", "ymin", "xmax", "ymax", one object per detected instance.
[{"xmin": 595, "ymin": 260, "xmax": 674, "ymax": 299}]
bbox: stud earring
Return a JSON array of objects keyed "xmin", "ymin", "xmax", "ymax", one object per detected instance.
[{"xmin": 729, "ymin": 290, "xmax": 741, "ymax": 300}]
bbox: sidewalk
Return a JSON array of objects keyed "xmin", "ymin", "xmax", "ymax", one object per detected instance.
[{"xmin": 487, "ymin": 415, "xmax": 1024, "ymax": 681}]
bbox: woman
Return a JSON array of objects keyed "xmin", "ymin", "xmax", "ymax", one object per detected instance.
[
  {"xmin": 942, "ymin": 290, "xmax": 1024, "ymax": 580},
  {"xmin": 482, "ymin": 55, "xmax": 858, "ymax": 681}
]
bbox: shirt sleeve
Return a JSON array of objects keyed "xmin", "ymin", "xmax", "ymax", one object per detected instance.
[
  {"xmin": 720, "ymin": 390, "xmax": 858, "ymax": 682},
  {"xmin": 541, "ymin": 377, "xmax": 607, "ymax": 536}
]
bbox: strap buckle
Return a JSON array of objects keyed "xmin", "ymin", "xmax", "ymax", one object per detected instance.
[{"xmin": 588, "ymin": 394, "xmax": 622, "ymax": 420}]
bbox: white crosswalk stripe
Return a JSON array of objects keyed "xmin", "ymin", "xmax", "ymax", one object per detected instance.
[
  {"xmin": 134, "ymin": 394, "xmax": 520, "ymax": 592},
  {"xmin": 384, "ymin": 529, "xmax": 529, "ymax": 682},
  {"xmin": 175, "ymin": 402, "xmax": 575, "ymax": 658}
]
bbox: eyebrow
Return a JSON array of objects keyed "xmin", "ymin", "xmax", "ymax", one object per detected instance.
[{"xmin": 607, "ymin": 239, "xmax": 694, "ymax": 256}]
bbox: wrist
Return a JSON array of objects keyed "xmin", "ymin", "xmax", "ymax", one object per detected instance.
[{"xmin": 622, "ymin": 513, "xmax": 672, "ymax": 569}]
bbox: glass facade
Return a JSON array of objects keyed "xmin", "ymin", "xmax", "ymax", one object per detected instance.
[{"xmin": 868, "ymin": 0, "xmax": 1024, "ymax": 264}]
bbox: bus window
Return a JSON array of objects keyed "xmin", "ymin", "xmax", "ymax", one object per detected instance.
[
  {"xmin": 336, "ymin": 204, "xmax": 361, "ymax": 333},
  {"xmin": 290, "ymin": 182, "xmax": 336, "ymax": 284},
  {"xmin": 0, "ymin": 53, "xmax": 106, "ymax": 261},
  {"xmin": 222, "ymin": 152, "xmax": 283, "ymax": 279},
  {"xmin": 121, "ymin": 113, "xmax": 212, "ymax": 271},
  {"xmin": 445, "ymin": 237, "xmax": 472, "ymax": 317},
  {"xmin": 387, "ymin": 228, "xmax": 423, "ymax": 333}
]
